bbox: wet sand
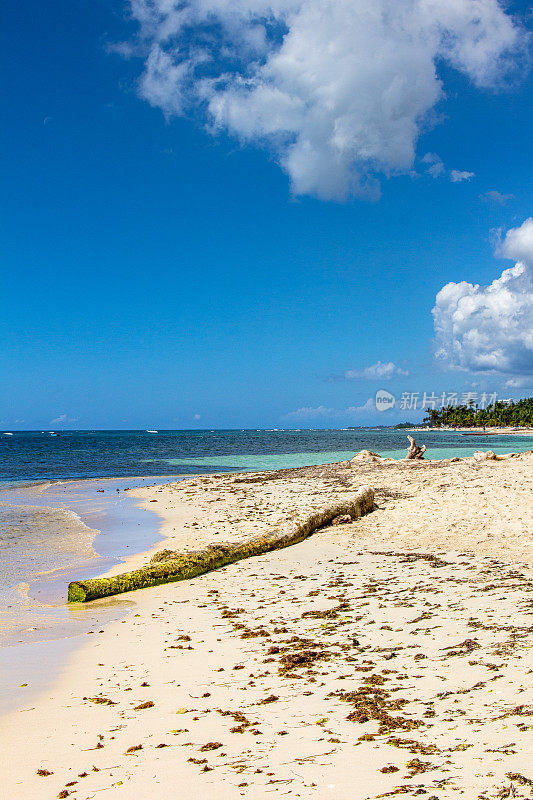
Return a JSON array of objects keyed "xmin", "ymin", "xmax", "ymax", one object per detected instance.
[
  {"xmin": 0, "ymin": 477, "xmax": 172, "ymax": 713},
  {"xmin": 2, "ymin": 452, "xmax": 533, "ymax": 799}
]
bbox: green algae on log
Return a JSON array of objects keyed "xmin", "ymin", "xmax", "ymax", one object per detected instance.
[{"xmin": 68, "ymin": 485, "xmax": 374, "ymax": 602}]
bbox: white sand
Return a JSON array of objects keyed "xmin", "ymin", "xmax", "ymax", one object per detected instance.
[{"xmin": 2, "ymin": 453, "xmax": 533, "ymax": 799}]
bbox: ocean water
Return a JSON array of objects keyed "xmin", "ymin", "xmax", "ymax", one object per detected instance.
[{"xmin": 2, "ymin": 428, "xmax": 533, "ymax": 483}]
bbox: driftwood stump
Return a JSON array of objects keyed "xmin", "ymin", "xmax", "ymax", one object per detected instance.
[{"xmin": 406, "ymin": 435, "xmax": 426, "ymax": 460}]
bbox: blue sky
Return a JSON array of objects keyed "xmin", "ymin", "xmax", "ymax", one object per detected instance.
[{"xmin": 1, "ymin": 0, "xmax": 532, "ymax": 429}]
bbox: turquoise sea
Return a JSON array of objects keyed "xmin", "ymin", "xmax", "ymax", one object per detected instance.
[{"xmin": 2, "ymin": 427, "xmax": 533, "ymax": 483}]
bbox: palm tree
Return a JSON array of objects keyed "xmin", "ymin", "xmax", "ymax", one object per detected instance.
[{"xmin": 424, "ymin": 398, "xmax": 533, "ymax": 428}]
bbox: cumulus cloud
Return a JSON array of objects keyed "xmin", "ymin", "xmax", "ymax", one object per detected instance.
[
  {"xmin": 432, "ymin": 218, "xmax": 533, "ymax": 375},
  {"xmin": 497, "ymin": 217, "xmax": 533, "ymax": 263},
  {"xmin": 344, "ymin": 361, "xmax": 409, "ymax": 380},
  {"xmin": 125, "ymin": 0, "xmax": 526, "ymax": 200},
  {"xmin": 450, "ymin": 169, "xmax": 475, "ymax": 182}
]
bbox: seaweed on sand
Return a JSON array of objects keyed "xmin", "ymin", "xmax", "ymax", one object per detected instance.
[{"xmin": 333, "ymin": 673, "xmax": 422, "ymax": 734}]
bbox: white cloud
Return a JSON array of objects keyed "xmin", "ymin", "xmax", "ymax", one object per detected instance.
[
  {"xmin": 480, "ymin": 190, "xmax": 515, "ymax": 204},
  {"xmin": 422, "ymin": 152, "xmax": 445, "ymax": 179},
  {"xmin": 284, "ymin": 399, "xmax": 375, "ymax": 420},
  {"xmin": 126, "ymin": 0, "xmax": 525, "ymax": 200},
  {"xmin": 450, "ymin": 169, "xmax": 475, "ymax": 182},
  {"xmin": 433, "ymin": 218, "xmax": 533, "ymax": 375},
  {"xmin": 422, "ymin": 155, "xmax": 475, "ymax": 183},
  {"xmin": 284, "ymin": 396, "xmax": 427, "ymax": 425},
  {"xmin": 505, "ymin": 376, "xmax": 532, "ymax": 388},
  {"xmin": 344, "ymin": 361, "xmax": 409, "ymax": 380},
  {"xmin": 50, "ymin": 413, "xmax": 79, "ymax": 425},
  {"xmin": 497, "ymin": 217, "xmax": 533, "ymax": 264}
]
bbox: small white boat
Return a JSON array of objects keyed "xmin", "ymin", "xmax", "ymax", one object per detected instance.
[
  {"xmin": 146, "ymin": 430, "xmax": 158, "ymax": 433},
  {"xmin": 2, "ymin": 432, "xmax": 13, "ymax": 435}
]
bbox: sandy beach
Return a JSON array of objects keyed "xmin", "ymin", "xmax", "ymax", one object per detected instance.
[{"xmin": 2, "ymin": 452, "xmax": 533, "ymax": 799}]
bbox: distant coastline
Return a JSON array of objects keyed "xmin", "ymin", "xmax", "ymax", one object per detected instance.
[{"xmin": 409, "ymin": 425, "xmax": 533, "ymax": 435}]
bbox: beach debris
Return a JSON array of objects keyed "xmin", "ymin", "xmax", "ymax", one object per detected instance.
[
  {"xmin": 259, "ymin": 695, "xmax": 279, "ymax": 704},
  {"xmin": 386, "ymin": 738, "xmax": 439, "ymax": 754},
  {"xmin": 371, "ymin": 550, "xmax": 449, "ymax": 568},
  {"xmin": 84, "ymin": 696, "xmax": 116, "ymax": 705},
  {"xmin": 279, "ymin": 649, "xmax": 319, "ymax": 670},
  {"xmin": 406, "ymin": 436, "xmax": 426, "ymax": 460},
  {"xmin": 67, "ymin": 486, "xmax": 375, "ymax": 602},
  {"xmin": 199, "ymin": 741, "xmax": 223, "ymax": 751},
  {"xmin": 440, "ymin": 638, "xmax": 480, "ymax": 657},
  {"xmin": 331, "ymin": 514, "xmax": 352, "ymax": 525},
  {"xmin": 350, "ymin": 450, "xmax": 382, "ymax": 462},
  {"xmin": 134, "ymin": 700, "xmax": 154, "ymax": 710},
  {"xmin": 506, "ymin": 773, "xmax": 533, "ymax": 789},
  {"xmin": 405, "ymin": 758, "xmax": 435, "ymax": 776},
  {"xmin": 301, "ymin": 600, "xmax": 350, "ymax": 620},
  {"xmin": 333, "ymin": 673, "xmax": 422, "ymax": 734},
  {"xmin": 36, "ymin": 769, "xmax": 53, "ymax": 777},
  {"xmin": 473, "ymin": 450, "xmax": 519, "ymax": 462}
]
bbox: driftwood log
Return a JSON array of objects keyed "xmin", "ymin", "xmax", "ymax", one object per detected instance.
[
  {"xmin": 406, "ymin": 435, "xmax": 426, "ymax": 460},
  {"xmin": 473, "ymin": 450, "xmax": 519, "ymax": 462},
  {"xmin": 68, "ymin": 485, "xmax": 375, "ymax": 602}
]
